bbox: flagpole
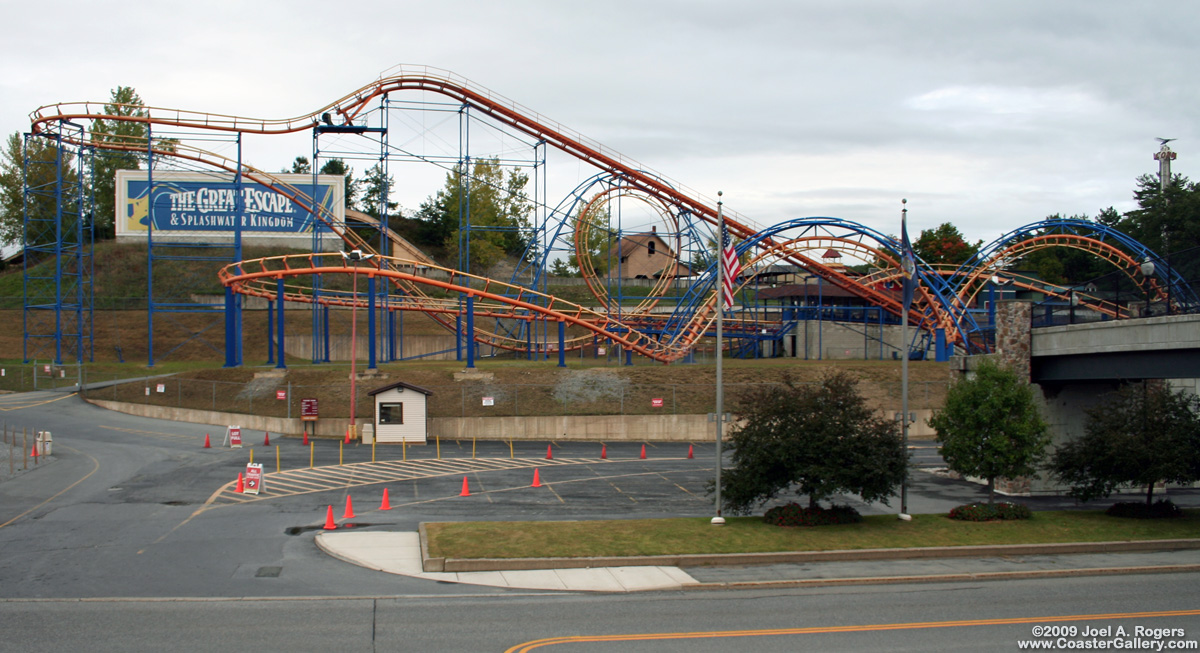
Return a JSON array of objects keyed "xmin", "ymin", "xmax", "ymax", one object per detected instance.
[
  {"xmin": 899, "ymin": 198, "xmax": 912, "ymax": 521},
  {"xmin": 712, "ymin": 191, "xmax": 725, "ymax": 526}
]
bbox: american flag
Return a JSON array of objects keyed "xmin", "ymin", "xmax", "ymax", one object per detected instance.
[{"xmin": 721, "ymin": 228, "xmax": 741, "ymax": 310}]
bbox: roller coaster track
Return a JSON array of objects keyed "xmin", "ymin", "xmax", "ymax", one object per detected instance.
[
  {"xmin": 29, "ymin": 67, "xmax": 1188, "ymax": 358},
  {"xmin": 29, "ymin": 65, "xmax": 928, "ymax": 359}
]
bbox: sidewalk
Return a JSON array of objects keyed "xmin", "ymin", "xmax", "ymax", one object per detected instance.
[{"xmin": 316, "ymin": 530, "xmax": 1200, "ymax": 592}]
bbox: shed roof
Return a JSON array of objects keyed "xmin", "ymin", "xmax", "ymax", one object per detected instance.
[{"xmin": 367, "ymin": 380, "xmax": 435, "ymax": 397}]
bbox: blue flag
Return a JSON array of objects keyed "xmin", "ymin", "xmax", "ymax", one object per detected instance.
[{"xmin": 901, "ymin": 204, "xmax": 916, "ymax": 313}]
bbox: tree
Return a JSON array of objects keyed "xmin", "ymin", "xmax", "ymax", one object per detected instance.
[
  {"xmin": 913, "ymin": 222, "xmax": 979, "ymax": 266},
  {"xmin": 361, "ymin": 163, "xmax": 397, "ymax": 220},
  {"xmin": 929, "ymin": 360, "xmax": 1050, "ymax": 502},
  {"xmin": 1121, "ymin": 173, "xmax": 1200, "ymax": 256},
  {"xmin": 0, "ymin": 132, "xmax": 81, "ymax": 245},
  {"xmin": 89, "ymin": 86, "xmax": 148, "ymax": 240},
  {"xmin": 288, "ymin": 156, "xmax": 311, "ymax": 174},
  {"xmin": 566, "ymin": 200, "xmax": 616, "ymax": 277},
  {"xmin": 1050, "ymin": 382, "xmax": 1200, "ymax": 507},
  {"xmin": 318, "ymin": 159, "xmax": 357, "ymax": 211},
  {"xmin": 716, "ymin": 371, "xmax": 907, "ymax": 515},
  {"xmin": 414, "ymin": 157, "xmax": 533, "ymax": 271}
]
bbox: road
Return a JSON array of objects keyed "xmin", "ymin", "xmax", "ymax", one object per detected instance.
[{"xmin": 0, "ymin": 388, "xmax": 1198, "ymax": 651}]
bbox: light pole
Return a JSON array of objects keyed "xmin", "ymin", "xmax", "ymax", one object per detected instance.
[
  {"xmin": 1140, "ymin": 259, "xmax": 1156, "ymax": 317},
  {"xmin": 341, "ymin": 249, "xmax": 375, "ymax": 437}
]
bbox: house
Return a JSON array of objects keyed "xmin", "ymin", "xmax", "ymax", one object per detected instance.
[
  {"xmin": 615, "ymin": 226, "xmax": 691, "ymax": 279},
  {"xmin": 367, "ymin": 380, "xmax": 434, "ymax": 444}
]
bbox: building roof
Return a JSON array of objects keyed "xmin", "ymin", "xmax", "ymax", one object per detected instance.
[{"xmin": 367, "ymin": 380, "xmax": 434, "ymax": 397}]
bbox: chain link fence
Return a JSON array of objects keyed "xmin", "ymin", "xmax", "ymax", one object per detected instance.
[{"xmin": 76, "ymin": 373, "xmax": 947, "ymax": 420}]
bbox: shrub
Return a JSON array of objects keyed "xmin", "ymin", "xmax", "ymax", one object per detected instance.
[
  {"xmin": 948, "ymin": 502, "xmax": 1032, "ymax": 522},
  {"xmin": 1105, "ymin": 499, "xmax": 1183, "ymax": 519},
  {"xmin": 762, "ymin": 503, "xmax": 863, "ymax": 527}
]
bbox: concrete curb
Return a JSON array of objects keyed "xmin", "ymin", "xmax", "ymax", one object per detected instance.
[
  {"xmin": 678, "ymin": 564, "xmax": 1200, "ymax": 591},
  {"xmin": 421, "ymin": 536, "xmax": 1200, "ymax": 573}
]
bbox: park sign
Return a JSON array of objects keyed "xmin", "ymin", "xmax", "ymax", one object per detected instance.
[{"xmin": 115, "ymin": 170, "xmax": 344, "ymax": 240}]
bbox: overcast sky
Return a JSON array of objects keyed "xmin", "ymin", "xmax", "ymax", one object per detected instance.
[{"xmin": 1, "ymin": 0, "xmax": 1196, "ymax": 246}]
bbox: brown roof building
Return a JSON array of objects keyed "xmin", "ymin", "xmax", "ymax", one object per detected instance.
[{"xmin": 615, "ymin": 226, "xmax": 691, "ymax": 279}]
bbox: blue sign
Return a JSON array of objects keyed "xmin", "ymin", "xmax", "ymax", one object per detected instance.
[{"xmin": 116, "ymin": 171, "xmax": 343, "ymax": 236}]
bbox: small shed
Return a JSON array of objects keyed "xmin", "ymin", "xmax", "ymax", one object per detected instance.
[{"xmin": 367, "ymin": 380, "xmax": 434, "ymax": 444}]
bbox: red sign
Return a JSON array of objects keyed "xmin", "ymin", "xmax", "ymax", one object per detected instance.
[
  {"xmin": 229, "ymin": 426, "xmax": 242, "ymax": 448},
  {"xmin": 651, "ymin": 398, "xmax": 664, "ymax": 408},
  {"xmin": 301, "ymin": 398, "xmax": 319, "ymax": 421},
  {"xmin": 43, "ymin": 365, "xmax": 50, "ymax": 374},
  {"xmin": 276, "ymin": 389, "xmax": 287, "ymax": 401},
  {"xmin": 244, "ymin": 463, "xmax": 263, "ymax": 495}
]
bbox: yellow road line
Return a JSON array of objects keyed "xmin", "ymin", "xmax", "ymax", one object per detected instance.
[
  {"xmin": 0, "ymin": 392, "xmax": 77, "ymax": 412},
  {"xmin": 504, "ymin": 609, "xmax": 1200, "ymax": 652},
  {"xmin": 0, "ymin": 444, "xmax": 99, "ymax": 530}
]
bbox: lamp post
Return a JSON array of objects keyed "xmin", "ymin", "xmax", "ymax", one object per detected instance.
[
  {"xmin": 1140, "ymin": 259, "xmax": 1156, "ymax": 317},
  {"xmin": 341, "ymin": 249, "xmax": 375, "ymax": 435}
]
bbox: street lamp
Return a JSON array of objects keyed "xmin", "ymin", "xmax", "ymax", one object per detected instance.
[
  {"xmin": 341, "ymin": 249, "xmax": 375, "ymax": 438},
  {"xmin": 1140, "ymin": 259, "xmax": 1156, "ymax": 317}
]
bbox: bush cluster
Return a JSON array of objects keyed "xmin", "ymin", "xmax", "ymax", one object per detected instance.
[
  {"xmin": 1105, "ymin": 500, "xmax": 1183, "ymax": 519},
  {"xmin": 762, "ymin": 503, "xmax": 863, "ymax": 527},
  {"xmin": 948, "ymin": 502, "xmax": 1032, "ymax": 522}
]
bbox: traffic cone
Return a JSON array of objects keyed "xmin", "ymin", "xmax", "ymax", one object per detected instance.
[
  {"xmin": 545, "ymin": 444, "xmax": 553, "ymax": 460},
  {"xmin": 379, "ymin": 488, "xmax": 392, "ymax": 511},
  {"xmin": 601, "ymin": 443, "xmax": 607, "ymax": 459},
  {"xmin": 459, "ymin": 476, "xmax": 470, "ymax": 496},
  {"xmin": 687, "ymin": 443, "xmax": 694, "ymax": 459},
  {"xmin": 532, "ymin": 469, "xmax": 541, "ymax": 488},
  {"xmin": 343, "ymin": 495, "xmax": 356, "ymax": 519},
  {"xmin": 263, "ymin": 432, "xmax": 270, "ymax": 446},
  {"xmin": 235, "ymin": 473, "xmax": 244, "ymax": 493},
  {"xmin": 323, "ymin": 505, "xmax": 337, "ymax": 530},
  {"xmin": 302, "ymin": 431, "xmax": 309, "ymax": 446},
  {"xmin": 204, "ymin": 433, "xmax": 211, "ymax": 448},
  {"xmin": 640, "ymin": 444, "xmax": 647, "ymax": 459},
  {"xmin": 31, "ymin": 443, "xmax": 39, "ymax": 458}
]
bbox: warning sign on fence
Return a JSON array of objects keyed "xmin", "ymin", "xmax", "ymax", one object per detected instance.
[
  {"xmin": 482, "ymin": 396, "xmax": 494, "ymax": 406},
  {"xmin": 651, "ymin": 398, "xmax": 664, "ymax": 408}
]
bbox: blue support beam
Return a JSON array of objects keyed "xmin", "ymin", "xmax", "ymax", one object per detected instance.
[
  {"xmin": 368, "ymin": 275, "xmax": 377, "ymax": 370},
  {"xmin": 275, "ymin": 276, "xmax": 286, "ymax": 369},
  {"xmin": 465, "ymin": 295, "xmax": 475, "ymax": 369},
  {"xmin": 557, "ymin": 320, "xmax": 566, "ymax": 367}
]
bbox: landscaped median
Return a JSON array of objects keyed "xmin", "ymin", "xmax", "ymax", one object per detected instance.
[{"xmin": 419, "ymin": 511, "xmax": 1200, "ymax": 573}]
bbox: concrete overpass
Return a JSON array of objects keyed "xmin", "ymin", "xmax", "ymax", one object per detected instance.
[
  {"xmin": 1031, "ymin": 313, "xmax": 1200, "ymax": 382},
  {"xmin": 950, "ymin": 301, "xmax": 1200, "ymax": 494}
]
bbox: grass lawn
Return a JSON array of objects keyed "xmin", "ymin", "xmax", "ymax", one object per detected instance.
[{"xmin": 424, "ymin": 510, "xmax": 1200, "ymax": 559}]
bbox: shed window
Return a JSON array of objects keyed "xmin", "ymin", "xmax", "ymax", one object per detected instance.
[{"xmin": 379, "ymin": 402, "xmax": 404, "ymax": 424}]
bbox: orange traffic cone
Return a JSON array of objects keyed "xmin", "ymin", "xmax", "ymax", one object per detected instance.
[
  {"xmin": 640, "ymin": 444, "xmax": 647, "ymax": 459},
  {"xmin": 235, "ymin": 473, "xmax": 244, "ymax": 493},
  {"xmin": 459, "ymin": 476, "xmax": 470, "ymax": 496},
  {"xmin": 601, "ymin": 443, "xmax": 607, "ymax": 459},
  {"xmin": 532, "ymin": 469, "xmax": 541, "ymax": 488},
  {"xmin": 263, "ymin": 432, "xmax": 271, "ymax": 446},
  {"xmin": 545, "ymin": 444, "xmax": 553, "ymax": 460},
  {"xmin": 323, "ymin": 505, "xmax": 337, "ymax": 530},
  {"xmin": 344, "ymin": 427, "xmax": 352, "ymax": 444},
  {"xmin": 687, "ymin": 443, "xmax": 694, "ymax": 459},
  {"xmin": 343, "ymin": 495, "xmax": 356, "ymax": 519},
  {"xmin": 302, "ymin": 431, "xmax": 309, "ymax": 446},
  {"xmin": 31, "ymin": 443, "xmax": 39, "ymax": 458},
  {"xmin": 380, "ymin": 488, "xmax": 392, "ymax": 511},
  {"xmin": 204, "ymin": 433, "xmax": 211, "ymax": 448}
]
